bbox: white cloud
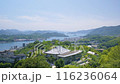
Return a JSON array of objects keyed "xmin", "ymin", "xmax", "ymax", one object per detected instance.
[
  {"xmin": 0, "ymin": 14, "xmax": 120, "ymax": 32},
  {"xmin": 18, "ymin": 16, "xmax": 48, "ymax": 22}
]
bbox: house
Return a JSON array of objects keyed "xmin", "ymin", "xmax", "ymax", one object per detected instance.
[
  {"xmin": 87, "ymin": 45, "xmax": 97, "ymax": 49},
  {"xmin": 87, "ymin": 45, "xmax": 92, "ymax": 48},
  {"xmin": 0, "ymin": 50, "xmax": 26, "ymax": 63},
  {"xmin": 95, "ymin": 49, "xmax": 104, "ymax": 52},
  {"xmin": 45, "ymin": 46, "xmax": 82, "ymax": 64},
  {"xmin": 87, "ymin": 51, "xmax": 95, "ymax": 55}
]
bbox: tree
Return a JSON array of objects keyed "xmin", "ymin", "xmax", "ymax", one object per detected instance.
[
  {"xmin": 62, "ymin": 41, "xmax": 71, "ymax": 46},
  {"xmin": 55, "ymin": 59, "xmax": 64, "ymax": 68},
  {"xmin": 0, "ymin": 63, "xmax": 12, "ymax": 68},
  {"xmin": 63, "ymin": 65, "xmax": 79, "ymax": 68},
  {"xmin": 34, "ymin": 40, "xmax": 40, "ymax": 44},
  {"xmin": 51, "ymin": 40, "xmax": 59, "ymax": 45},
  {"xmin": 14, "ymin": 56, "xmax": 50, "ymax": 68},
  {"xmin": 99, "ymin": 45, "xmax": 120, "ymax": 68},
  {"xmin": 47, "ymin": 55, "xmax": 56, "ymax": 64}
]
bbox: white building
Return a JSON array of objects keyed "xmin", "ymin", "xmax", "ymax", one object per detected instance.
[
  {"xmin": 87, "ymin": 51, "xmax": 95, "ymax": 55},
  {"xmin": 45, "ymin": 46, "xmax": 82, "ymax": 64}
]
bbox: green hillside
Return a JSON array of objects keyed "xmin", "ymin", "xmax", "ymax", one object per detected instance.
[
  {"xmin": 99, "ymin": 44, "xmax": 120, "ymax": 68},
  {"xmin": 99, "ymin": 36, "xmax": 120, "ymax": 48},
  {"xmin": 88, "ymin": 25, "xmax": 120, "ymax": 36},
  {"xmin": 0, "ymin": 29, "xmax": 67, "ymax": 42}
]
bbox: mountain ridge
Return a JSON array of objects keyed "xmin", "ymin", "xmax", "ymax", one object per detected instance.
[
  {"xmin": 69, "ymin": 25, "xmax": 120, "ymax": 36},
  {"xmin": 87, "ymin": 25, "xmax": 120, "ymax": 36},
  {"xmin": 1, "ymin": 25, "xmax": 120, "ymax": 36}
]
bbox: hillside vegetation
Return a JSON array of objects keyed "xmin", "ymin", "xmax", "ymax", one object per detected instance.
[
  {"xmin": 99, "ymin": 36, "xmax": 120, "ymax": 48},
  {"xmin": 0, "ymin": 29, "xmax": 67, "ymax": 41},
  {"xmin": 88, "ymin": 25, "xmax": 120, "ymax": 36}
]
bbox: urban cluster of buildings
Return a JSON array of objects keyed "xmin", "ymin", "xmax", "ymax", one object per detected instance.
[
  {"xmin": 0, "ymin": 50, "xmax": 26, "ymax": 63},
  {"xmin": 0, "ymin": 43, "xmax": 27, "ymax": 63},
  {"xmin": 0, "ymin": 40, "xmax": 99, "ymax": 66}
]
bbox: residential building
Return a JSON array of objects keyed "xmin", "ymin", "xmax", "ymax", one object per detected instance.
[
  {"xmin": 87, "ymin": 51, "xmax": 95, "ymax": 55},
  {"xmin": 0, "ymin": 50, "xmax": 26, "ymax": 63}
]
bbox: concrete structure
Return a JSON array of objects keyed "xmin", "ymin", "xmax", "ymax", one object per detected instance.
[
  {"xmin": 87, "ymin": 45, "xmax": 98, "ymax": 49},
  {"xmin": 45, "ymin": 46, "xmax": 70, "ymax": 55},
  {"xmin": 87, "ymin": 45, "xmax": 92, "ymax": 48},
  {"xmin": 45, "ymin": 46, "xmax": 82, "ymax": 64},
  {"xmin": 87, "ymin": 51, "xmax": 95, "ymax": 55},
  {"xmin": 95, "ymin": 49, "xmax": 104, "ymax": 52},
  {"xmin": 23, "ymin": 43, "xmax": 26, "ymax": 47}
]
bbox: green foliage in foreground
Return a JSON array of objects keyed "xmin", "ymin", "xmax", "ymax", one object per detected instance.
[
  {"xmin": 55, "ymin": 59, "xmax": 64, "ymax": 68},
  {"xmin": 14, "ymin": 56, "xmax": 51, "ymax": 68},
  {"xmin": 0, "ymin": 63, "xmax": 12, "ymax": 68},
  {"xmin": 63, "ymin": 44, "xmax": 120, "ymax": 68},
  {"xmin": 99, "ymin": 44, "xmax": 120, "ymax": 68},
  {"xmin": 63, "ymin": 65, "xmax": 80, "ymax": 68}
]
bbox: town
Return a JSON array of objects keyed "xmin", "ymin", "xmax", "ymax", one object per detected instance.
[{"xmin": 0, "ymin": 35, "xmax": 105, "ymax": 68}]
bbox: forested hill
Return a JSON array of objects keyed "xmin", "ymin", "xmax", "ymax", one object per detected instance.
[
  {"xmin": 88, "ymin": 25, "xmax": 120, "ymax": 36},
  {"xmin": 0, "ymin": 29, "xmax": 67, "ymax": 41},
  {"xmin": 0, "ymin": 29, "xmax": 61, "ymax": 35},
  {"xmin": 68, "ymin": 30, "xmax": 92, "ymax": 36},
  {"xmin": 99, "ymin": 36, "xmax": 120, "ymax": 48}
]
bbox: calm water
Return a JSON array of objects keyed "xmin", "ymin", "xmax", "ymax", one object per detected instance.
[
  {"xmin": 0, "ymin": 33, "xmax": 85, "ymax": 51},
  {"xmin": 46, "ymin": 33, "xmax": 85, "ymax": 41},
  {"xmin": 0, "ymin": 37, "xmax": 67, "ymax": 51},
  {"xmin": 46, "ymin": 37, "xmax": 68, "ymax": 41},
  {"xmin": 0, "ymin": 41, "xmax": 34, "ymax": 51}
]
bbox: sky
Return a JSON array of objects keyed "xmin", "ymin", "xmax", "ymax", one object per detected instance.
[{"xmin": 0, "ymin": 0, "xmax": 120, "ymax": 32}]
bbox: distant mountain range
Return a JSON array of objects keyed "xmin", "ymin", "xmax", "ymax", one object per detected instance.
[
  {"xmin": 69, "ymin": 25, "xmax": 120, "ymax": 36},
  {"xmin": 0, "ymin": 25, "xmax": 120, "ymax": 37},
  {"xmin": 68, "ymin": 30, "xmax": 92, "ymax": 36},
  {"xmin": 88, "ymin": 25, "xmax": 120, "ymax": 36},
  {"xmin": 0, "ymin": 29, "xmax": 59, "ymax": 35},
  {"xmin": 0, "ymin": 29, "xmax": 67, "ymax": 41}
]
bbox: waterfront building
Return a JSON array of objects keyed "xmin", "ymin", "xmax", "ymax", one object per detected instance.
[{"xmin": 23, "ymin": 43, "xmax": 26, "ymax": 47}]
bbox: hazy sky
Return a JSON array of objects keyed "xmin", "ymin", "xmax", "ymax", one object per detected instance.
[{"xmin": 0, "ymin": 0, "xmax": 120, "ymax": 31}]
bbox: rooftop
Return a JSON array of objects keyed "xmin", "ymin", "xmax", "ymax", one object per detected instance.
[
  {"xmin": 45, "ymin": 46, "xmax": 82, "ymax": 57},
  {"xmin": 87, "ymin": 51, "xmax": 95, "ymax": 55},
  {"xmin": 45, "ymin": 46, "xmax": 70, "ymax": 55},
  {"xmin": 0, "ymin": 50, "xmax": 26, "ymax": 58},
  {"xmin": 58, "ymin": 50, "xmax": 82, "ymax": 57}
]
